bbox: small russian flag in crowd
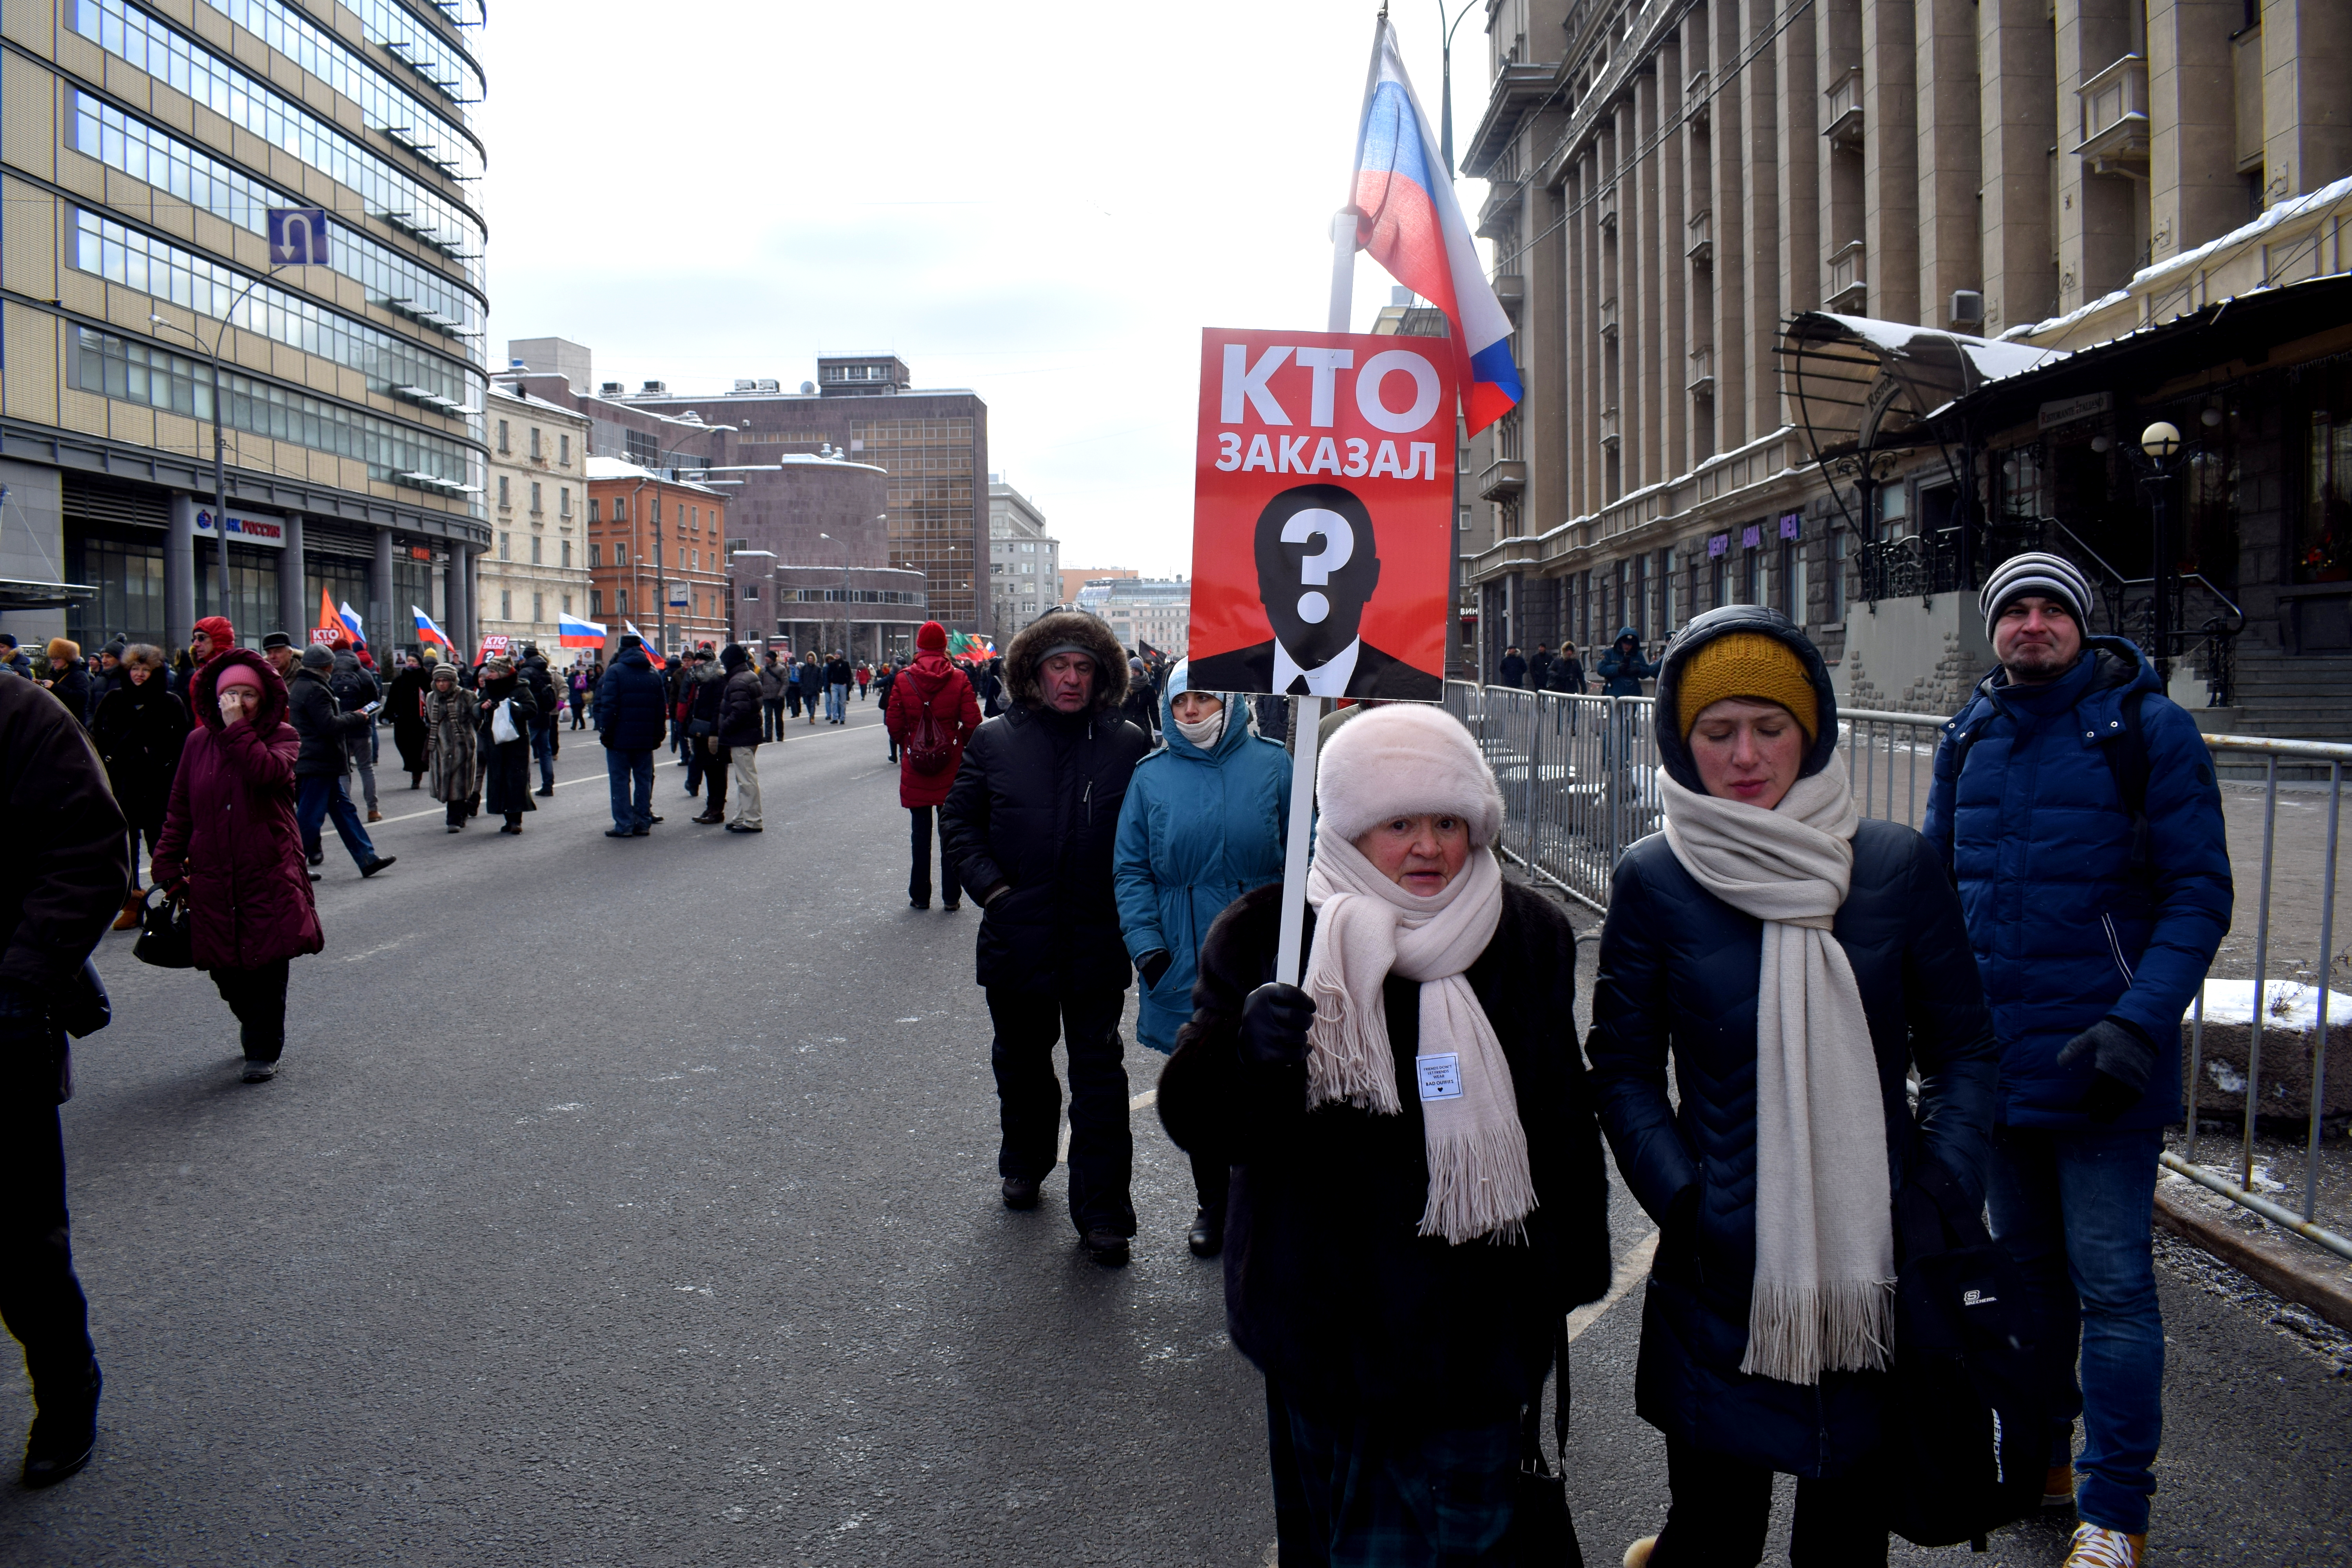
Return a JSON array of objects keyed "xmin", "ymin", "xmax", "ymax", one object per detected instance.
[
  {"xmin": 338, "ymin": 601, "xmax": 367, "ymax": 649},
  {"xmin": 623, "ymin": 620, "xmax": 660, "ymax": 659},
  {"xmin": 558, "ymin": 613, "xmax": 606, "ymax": 649},
  {"xmin": 411, "ymin": 605, "xmax": 452, "ymax": 651},
  {"xmin": 1351, "ymin": 21, "xmax": 1523, "ymax": 434}
]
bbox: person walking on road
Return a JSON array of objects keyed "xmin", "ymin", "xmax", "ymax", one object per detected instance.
[
  {"xmin": 0, "ymin": 632, "xmax": 32, "ymax": 678},
  {"xmin": 40, "ymin": 639, "xmax": 92, "ymax": 726},
  {"xmin": 717, "ymin": 643, "xmax": 764, "ymax": 833},
  {"xmin": 886, "ymin": 622, "xmax": 981, "ymax": 909},
  {"xmin": 873, "ymin": 662, "xmax": 900, "ymax": 760},
  {"xmin": 941, "ymin": 610, "xmax": 1150, "ymax": 1266},
  {"xmin": 153, "ymin": 651, "xmax": 326, "ymax": 1084},
  {"xmin": 0, "ymin": 667, "xmax": 129, "ymax": 1488},
  {"xmin": 1923, "ymin": 555, "xmax": 2232, "ymax": 1568},
  {"xmin": 1587, "ymin": 606, "xmax": 1998, "ymax": 1568},
  {"xmin": 1119, "ymin": 656, "xmax": 1160, "ymax": 741},
  {"xmin": 474, "ymin": 657, "xmax": 538, "ymax": 835},
  {"xmin": 855, "ymin": 660, "xmax": 871, "ymax": 701},
  {"xmin": 973, "ymin": 657, "xmax": 1004, "ymax": 719},
  {"xmin": 760, "ymin": 650, "xmax": 789, "ymax": 742},
  {"xmin": 825, "ymin": 652, "xmax": 852, "ymax": 724},
  {"xmin": 329, "ymin": 646, "xmax": 383, "ymax": 822},
  {"xmin": 1544, "ymin": 645, "xmax": 1587, "ymax": 696},
  {"xmin": 1598, "ymin": 626, "xmax": 1657, "ymax": 694},
  {"xmin": 388, "ymin": 654, "xmax": 432, "ymax": 788},
  {"xmin": 1528, "ymin": 642, "xmax": 1554, "ymax": 689},
  {"xmin": 1155, "ymin": 703, "xmax": 1613, "ymax": 1559},
  {"xmin": 1495, "ymin": 643, "xmax": 1527, "ymax": 688},
  {"xmin": 519, "ymin": 645, "xmax": 560, "ymax": 797},
  {"xmin": 797, "ymin": 653, "xmax": 825, "ymax": 727},
  {"xmin": 289, "ymin": 645, "xmax": 392, "ymax": 879},
  {"xmin": 425, "ymin": 662, "xmax": 478, "ymax": 833},
  {"xmin": 684, "ymin": 650, "xmax": 730, "ymax": 823},
  {"xmin": 596, "ymin": 634, "xmax": 669, "ymax": 837},
  {"xmin": 89, "ymin": 644, "xmax": 188, "ymax": 930},
  {"xmin": 567, "ymin": 664, "xmax": 590, "ymax": 731},
  {"xmin": 1111, "ymin": 660, "xmax": 1289, "ymax": 1259}
]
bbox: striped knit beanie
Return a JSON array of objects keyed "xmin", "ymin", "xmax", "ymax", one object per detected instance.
[{"xmin": 1979, "ymin": 552, "xmax": 2092, "ymax": 642}]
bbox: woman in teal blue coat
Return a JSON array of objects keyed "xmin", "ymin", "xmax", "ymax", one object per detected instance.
[{"xmin": 1114, "ymin": 659, "xmax": 1291, "ymax": 1257}]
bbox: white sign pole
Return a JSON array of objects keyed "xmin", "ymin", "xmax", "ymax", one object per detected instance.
[{"xmin": 1272, "ymin": 206, "xmax": 1363, "ymax": 987}]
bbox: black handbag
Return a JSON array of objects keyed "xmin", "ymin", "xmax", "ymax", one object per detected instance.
[
  {"xmin": 1506, "ymin": 1320, "xmax": 1586, "ymax": 1565},
  {"xmin": 133, "ymin": 888, "xmax": 195, "ymax": 969}
]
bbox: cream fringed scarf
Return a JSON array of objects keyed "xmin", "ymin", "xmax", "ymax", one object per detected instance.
[
  {"xmin": 1659, "ymin": 751, "xmax": 1894, "ymax": 1385},
  {"xmin": 1301, "ymin": 831, "xmax": 1535, "ymax": 1245}
]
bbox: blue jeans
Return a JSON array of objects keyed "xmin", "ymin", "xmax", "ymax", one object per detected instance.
[
  {"xmin": 606, "ymin": 747, "xmax": 653, "ymax": 830},
  {"xmin": 531, "ymin": 724, "xmax": 557, "ymax": 790},
  {"xmin": 1985, "ymin": 1125, "xmax": 2164, "ymax": 1535},
  {"xmin": 295, "ymin": 773, "xmax": 375, "ymax": 868},
  {"xmin": 827, "ymin": 682, "xmax": 848, "ymax": 721}
]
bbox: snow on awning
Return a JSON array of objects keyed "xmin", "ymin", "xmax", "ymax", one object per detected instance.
[{"xmin": 1777, "ymin": 311, "xmax": 2068, "ymax": 466}]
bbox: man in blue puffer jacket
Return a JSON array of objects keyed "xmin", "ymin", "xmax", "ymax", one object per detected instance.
[
  {"xmin": 1923, "ymin": 552, "xmax": 2231, "ymax": 1568},
  {"xmin": 595, "ymin": 635, "xmax": 671, "ymax": 837}
]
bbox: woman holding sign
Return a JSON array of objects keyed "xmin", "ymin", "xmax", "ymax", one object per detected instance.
[
  {"xmin": 1156, "ymin": 703, "xmax": 1610, "ymax": 1561},
  {"xmin": 1111, "ymin": 659, "xmax": 1290, "ymax": 1258},
  {"xmin": 1585, "ymin": 606, "xmax": 1996, "ymax": 1568}
]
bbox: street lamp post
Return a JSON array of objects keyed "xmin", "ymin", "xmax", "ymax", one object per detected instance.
[
  {"xmin": 631, "ymin": 416, "xmax": 733, "ymax": 659},
  {"xmin": 2131, "ymin": 420, "xmax": 2187, "ymax": 679},
  {"xmin": 150, "ymin": 279, "xmax": 275, "ymax": 612}
]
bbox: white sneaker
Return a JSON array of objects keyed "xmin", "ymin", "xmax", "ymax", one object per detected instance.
[{"xmin": 2063, "ymin": 1523, "xmax": 2145, "ymax": 1568}]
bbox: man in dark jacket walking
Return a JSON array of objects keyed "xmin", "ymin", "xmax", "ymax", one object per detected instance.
[
  {"xmin": 824, "ymin": 652, "xmax": 853, "ymax": 724},
  {"xmin": 0, "ymin": 672, "xmax": 127, "ymax": 1487},
  {"xmin": 759, "ymin": 651, "xmax": 789, "ymax": 742},
  {"xmin": 1597, "ymin": 626, "xmax": 1657, "ymax": 694},
  {"xmin": 596, "ymin": 636, "xmax": 670, "ymax": 836},
  {"xmin": 328, "ymin": 648, "xmax": 382, "ymax": 821},
  {"xmin": 518, "ymin": 646, "xmax": 560, "ymax": 797},
  {"xmin": 716, "ymin": 644, "xmax": 764, "ymax": 832},
  {"xmin": 683, "ymin": 649, "xmax": 728, "ymax": 820},
  {"xmin": 289, "ymin": 645, "xmax": 390, "ymax": 878},
  {"xmin": 1923, "ymin": 554, "xmax": 2231, "ymax": 1567},
  {"xmin": 941, "ymin": 610, "xmax": 1151, "ymax": 1266},
  {"xmin": 1496, "ymin": 644, "xmax": 1527, "ymax": 687}
]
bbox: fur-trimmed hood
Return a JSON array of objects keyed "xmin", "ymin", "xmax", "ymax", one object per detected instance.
[{"xmin": 1003, "ymin": 611, "xmax": 1128, "ymax": 715}]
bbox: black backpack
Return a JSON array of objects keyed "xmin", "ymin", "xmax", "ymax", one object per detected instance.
[{"xmin": 1882, "ymin": 1154, "xmax": 2048, "ymax": 1550}]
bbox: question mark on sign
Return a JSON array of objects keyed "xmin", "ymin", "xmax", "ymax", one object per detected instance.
[{"xmin": 1281, "ymin": 509, "xmax": 1356, "ymax": 624}]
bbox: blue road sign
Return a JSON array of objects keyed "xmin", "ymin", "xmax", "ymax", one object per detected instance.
[{"xmin": 267, "ymin": 207, "xmax": 330, "ymax": 265}]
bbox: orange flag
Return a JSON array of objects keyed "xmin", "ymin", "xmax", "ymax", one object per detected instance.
[{"xmin": 316, "ymin": 586, "xmax": 343, "ymax": 646}]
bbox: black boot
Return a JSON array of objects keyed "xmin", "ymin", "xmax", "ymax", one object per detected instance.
[
  {"xmin": 22, "ymin": 1362, "xmax": 100, "ymax": 1488},
  {"xmin": 1187, "ymin": 1207, "xmax": 1225, "ymax": 1258}
]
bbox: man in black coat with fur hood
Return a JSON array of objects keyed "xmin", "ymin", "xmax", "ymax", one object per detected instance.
[{"xmin": 942, "ymin": 610, "xmax": 1152, "ymax": 1266}]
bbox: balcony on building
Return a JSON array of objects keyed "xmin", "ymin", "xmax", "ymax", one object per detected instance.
[
  {"xmin": 1822, "ymin": 65, "xmax": 1864, "ymax": 149},
  {"xmin": 1687, "ymin": 209, "xmax": 1713, "ymax": 264},
  {"xmin": 1478, "ymin": 459, "xmax": 1529, "ymax": 501},
  {"xmin": 1599, "ymin": 296, "xmax": 1620, "ymax": 339},
  {"xmin": 1477, "ymin": 179, "xmax": 1521, "ymax": 241},
  {"xmin": 1826, "ymin": 241, "xmax": 1867, "ymax": 312},
  {"xmin": 1462, "ymin": 56, "xmax": 1557, "ymax": 181},
  {"xmin": 1599, "ymin": 408, "xmax": 1622, "ymax": 449},
  {"xmin": 1687, "ymin": 344, "xmax": 1715, "ymax": 396},
  {"xmin": 2075, "ymin": 55, "xmax": 2151, "ymax": 178},
  {"xmin": 1686, "ymin": 69, "xmax": 1710, "ymax": 127},
  {"xmin": 1597, "ymin": 183, "xmax": 1620, "ymax": 230},
  {"xmin": 1490, "ymin": 275, "xmax": 1526, "ymax": 324}
]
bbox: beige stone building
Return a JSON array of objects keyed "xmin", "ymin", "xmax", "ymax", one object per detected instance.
[
  {"xmin": 1461, "ymin": 0, "xmax": 2351, "ymax": 731},
  {"xmin": 0, "ymin": 0, "xmax": 489, "ymax": 657},
  {"xmin": 480, "ymin": 387, "xmax": 592, "ymax": 662}
]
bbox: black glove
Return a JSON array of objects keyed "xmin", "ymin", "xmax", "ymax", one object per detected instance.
[
  {"xmin": 1653, "ymin": 1185, "xmax": 1704, "ymax": 1288},
  {"xmin": 2056, "ymin": 1016, "xmax": 2156, "ymax": 1124},
  {"xmin": 1137, "ymin": 949, "xmax": 1173, "ymax": 990},
  {"xmin": 1239, "ymin": 982, "xmax": 1315, "ymax": 1068}
]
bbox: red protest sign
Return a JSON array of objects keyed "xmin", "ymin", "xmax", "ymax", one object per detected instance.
[
  {"xmin": 477, "ymin": 634, "xmax": 510, "ymax": 662},
  {"xmin": 1187, "ymin": 328, "xmax": 1454, "ymax": 700}
]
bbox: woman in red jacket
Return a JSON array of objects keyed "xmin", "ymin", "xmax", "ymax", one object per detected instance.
[
  {"xmin": 886, "ymin": 622, "xmax": 983, "ymax": 911},
  {"xmin": 152, "ymin": 650, "xmax": 325, "ymax": 1083}
]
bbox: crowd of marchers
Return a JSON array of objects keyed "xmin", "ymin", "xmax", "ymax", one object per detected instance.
[{"xmin": 0, "ymin": 551, "xmax": 2230, "ymax": 1568}]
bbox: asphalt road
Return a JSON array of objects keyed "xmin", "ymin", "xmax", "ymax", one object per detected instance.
[{"xmin": 3, "ymin": 698, "xmax": 2348, "ymax": 1565}]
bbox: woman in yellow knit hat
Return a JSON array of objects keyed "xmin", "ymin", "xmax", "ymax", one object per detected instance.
[{"xmin": 1585, "ymin": 604, "xmax": 2000, "ymax": 1567}]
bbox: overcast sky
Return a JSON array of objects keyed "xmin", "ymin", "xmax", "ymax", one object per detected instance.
[{"xmin": 477, "ymin": 2, "xmax": 1494, "ymax": 579}]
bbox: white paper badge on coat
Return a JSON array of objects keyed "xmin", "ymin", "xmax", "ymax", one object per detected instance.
[{"xmin": 1416, "ymin": 1052, "xmax": 1462, "ymax": 1101}]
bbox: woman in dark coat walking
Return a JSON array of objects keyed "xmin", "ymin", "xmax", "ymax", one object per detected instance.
[
  {"xmin": 425, "ymin": 661, "xmax": 478, "ymax": 830},
  {"xmin": 90, "ymin": 644, "xmax": 189, "ymax": 929},
  {"xmin": 1158, "ymin": 704, "xmax": 1612, "ymax": 1563},
  {"xmin": 474, "ymin": 657, "xmax": 537, "ymax": 834},
  {"xmin": 1586, "ymin": 605, "xmax": 1997, "ymax": 1568},
  {"xmin": 387, "ymin": 655, "xmax": 432, "ymax": 786},
  {"xmin": 41, "ymin": 639, "xmax": 92, "ymax": 726},
  {"xmin": 151, "ymin": 650, "xmax": 325, "ymax": 1082}
]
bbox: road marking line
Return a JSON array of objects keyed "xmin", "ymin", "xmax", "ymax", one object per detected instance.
[
  {"xmin": 1130, "ymin": 1089, "xmax": 1157, "ymax": 1111},
  {"xmin": 1565, "ymin": 1229, "xmax": 1659, "ymax": 1343},
  {"xmin": 1053, "ymin": 1089, "xmax": 1163, "ymax": 1164}
]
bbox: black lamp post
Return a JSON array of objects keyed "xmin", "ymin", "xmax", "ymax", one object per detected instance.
[{"xmin": 2130, "ymin": 419, "xmax": 2186, "ymax": 679}]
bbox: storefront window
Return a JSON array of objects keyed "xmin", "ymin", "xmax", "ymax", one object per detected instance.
[
  {"xmin": 2301, "ymin": 404, "xmax": 2352, "ymax": 583},
  {"xmin": 66, "ymin": 534, "xmax": 165, "ymax": 647}
]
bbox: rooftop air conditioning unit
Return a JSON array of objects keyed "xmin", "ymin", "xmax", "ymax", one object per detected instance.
[
  {"xmin": 599, "ymin": 381, "xmax": 624, "ymax": 396},
  {"xmin": 1949, "ymin": 289, "xmax": 1985, "ymax": 327},
  {"xmin": 640, "ymin": 380, "xmax": 667, "ymax": 395},
  {"xmin": 757, "ymin": 379, "xmax": 780, "ymax": 394},
  {"xmin": 733, "ymin": 379, "xmax": 759, "ymax": 393}
]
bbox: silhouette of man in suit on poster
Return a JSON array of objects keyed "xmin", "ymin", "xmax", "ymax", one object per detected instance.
[{"xmin": 1189, "ymin": 483, "xmax": 1441, "ymax": 701}]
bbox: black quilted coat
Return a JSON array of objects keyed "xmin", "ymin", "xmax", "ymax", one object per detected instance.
[{"xmin": 1585, "ymin": 604, "xmax": 1998, "ymax": 1479}]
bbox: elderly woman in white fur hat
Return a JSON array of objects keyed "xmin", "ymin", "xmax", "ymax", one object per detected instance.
[
  {"xmin": 1158, "ymin": 702, "xmax": 1612, "ymax": 1564},
  {"xmin": 1587, "ymin": 604, "xmax": 1997, "ymax": 1568}
]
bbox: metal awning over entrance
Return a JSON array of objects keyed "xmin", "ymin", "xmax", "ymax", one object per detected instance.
[{"xmin": 1777, "ymin": 312, "xmax": 2066, "ymax": 467}]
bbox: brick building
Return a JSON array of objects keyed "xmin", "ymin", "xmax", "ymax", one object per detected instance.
[{"xmin": 584, "ymin": 459, "xmax": 730, "ymax": 655}]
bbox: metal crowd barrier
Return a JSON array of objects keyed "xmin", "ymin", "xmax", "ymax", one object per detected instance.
[{"xmin": 1446, "ymin": 681, "xmax": 2352, "ymax": 1261}]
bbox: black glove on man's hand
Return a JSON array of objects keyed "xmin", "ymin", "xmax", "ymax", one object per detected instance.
[
  {"xmin": 2056, "ymin": 1016, "xmax": 2156, "ymax": 1124},
  {"xmin": 1137, "ymin": 949, "xmax": 1173, "ymax": 990},
  {"xmin": 1240, "ymin": 982, "xmax": 1316, "ymax": 1067}
]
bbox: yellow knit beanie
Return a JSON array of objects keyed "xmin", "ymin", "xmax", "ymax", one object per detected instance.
[{"xmin": 1675, "ymin": 632, "xmax": 1818, "ymax": 740}]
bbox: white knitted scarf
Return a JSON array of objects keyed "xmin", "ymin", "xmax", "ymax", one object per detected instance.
[
  {"xmin": 1302, "ymin": 830, "xmax": 1535, "ymax": 1245},
  {"xmin": 1659, "ymin": 751, "xmax": 1894, "ymax": 1385}
]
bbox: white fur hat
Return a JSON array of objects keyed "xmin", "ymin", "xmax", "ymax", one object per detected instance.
[{"xmin": 1315, "ymin": 704, "xmax": 1505, "ymax": 848}]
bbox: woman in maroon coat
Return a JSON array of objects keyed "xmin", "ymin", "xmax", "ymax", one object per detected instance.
[
  {"xmin": 886, "ymin": 621, "xmax": 983, "ymax": 910},
  {"xmin": 152, "ymin": 649, "xmax": 325, "ymax": 1083}
]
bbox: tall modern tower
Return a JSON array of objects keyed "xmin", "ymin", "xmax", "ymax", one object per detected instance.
[{"xmin": 0, "ymin": 0, "xmax": 491, "ymax": 657}]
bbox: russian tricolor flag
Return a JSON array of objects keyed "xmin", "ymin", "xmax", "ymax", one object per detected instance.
[
  {"xmin": 558, "ymin": 613, "xmax": 606, "ymax": 649},
  {"xmin": 623, "ymin": 620, "xmax": 662, "ymax": 661},
  {"xmin": 1351, "ymin": 21, "xmax": 1522, "ymax": 435},
  {"xmin": 412, "ymin": 605, "xmax": 452, "ymax": 652},
  {"xmin": 338, "ymin": 600, "xmax": 368, "ymax": 649}
]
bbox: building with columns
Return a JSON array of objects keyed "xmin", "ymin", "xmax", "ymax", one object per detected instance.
[
  {"xmin": 1461, "ymin": 0, "xmax": 2351, "ymax": 731},
  {"xmin": 481, "ymin": 388, "xmax": 593, "ymax": 661},
  {"xmin": 0, "ymin": 0, "xmax": 490, "ymax": 660}
]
